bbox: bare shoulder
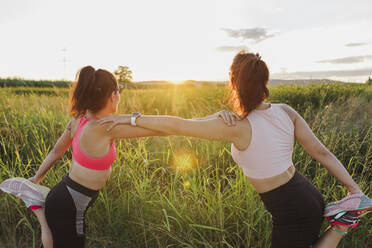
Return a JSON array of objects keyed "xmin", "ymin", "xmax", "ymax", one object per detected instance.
[
  {"xmin": 228, "ymin": 116, "xmax": 251, "ymax": 134},
  {"xmin": 87, "ymin": 118, "xmax": 110, "ymax": 135},
  {"xmin": 208, "ymin": 115, "xmax": 251, "ymax": 135},
  {"xmin": 235, "ymin": 117, "xmax": 252, "ymax": 139},
  {"xmin": 277, "ymin": 103, "xmax": 299, "ymax": 122},
  {"xmin": 237, "ymin": 117, "xmax": 251, "ymax": 129},
  {"xmin": 232, "ymin": 117, "xmax": 252, "ymax": 150},
  {"xmin": 69, "ymin": 117, "xmax": 80, "ymax": 139}
]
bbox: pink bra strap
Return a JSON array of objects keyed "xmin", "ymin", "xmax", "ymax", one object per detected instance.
[
  {"xmin": 79, "ymin": 116, "xmax": 99, "ymax": 127},
  {"xmin": 74, "ymin": 116, "xmax": 99, "ymax": 138}
]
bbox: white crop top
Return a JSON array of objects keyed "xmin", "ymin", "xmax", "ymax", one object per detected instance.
[{"xmin": 231, "ymin": 104, "xmax": 295, "ymax": 179}]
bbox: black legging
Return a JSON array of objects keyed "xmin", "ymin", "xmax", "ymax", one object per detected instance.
[
  {"xmin": 259, "ymin": 170, "xmax": 325, "ymax": 248},
  {"xmin": 45, "ymin": 174, "xmax": 99, "ymax": 248}
]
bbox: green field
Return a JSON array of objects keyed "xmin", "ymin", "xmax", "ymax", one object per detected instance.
[{"xmin": 0, "ymin": 83, "xmax": 371, "ymax": 247}]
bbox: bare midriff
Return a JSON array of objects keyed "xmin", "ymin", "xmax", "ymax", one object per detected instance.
[
  {"xmin": 246, "ymin": 164, "xmax": 296, "ymax": 193},
  {"xmin": 69, "ymin": 159, "xmax": 111, "ymax": 190}
]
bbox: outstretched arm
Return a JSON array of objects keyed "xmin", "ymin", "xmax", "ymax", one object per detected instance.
[
  {"xmin": 193, "ymin": 110, "xmax": 240, "ymax": 126},
  {"xmin": 29, "ymin": 121, "xmax": 73, "ymax": 184},
  {"xmin": 98, "ymin": 112, "xmax": 246, "ymax": 147},
  {"xmin": 105, "ymin": 124, "xmax": 167, "ymax": 139},
  {"xmin": 137, "ymin": 115, "xmax": 240, "ymax": 141},
  {"xmin": 281, "ymin": 104, "xmax": 361, "ymax": 194}
]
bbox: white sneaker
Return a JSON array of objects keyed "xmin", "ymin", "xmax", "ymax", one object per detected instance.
[
  {"xmin": 0, "ymin": 177, "xmax": 50, "ymax": 208},
  {"xmin": 324, "ymin": 193, "xmax": 372, "ymax": 217}
]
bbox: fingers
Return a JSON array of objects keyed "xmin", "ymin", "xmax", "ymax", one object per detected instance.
[
  {"xmin": 220, "ymin": 111, "xmax": 233, "ymax": 126},
  {"xmin": 105, "ymin": 122, "xmax": 116, "ymax": 132},
  {"xmin": 225, "ymin": 111, "xmax": 234, "ymax": 126},
  {"xmin": 218, "ymin": 111, "xmax": 229, "ymax": 125},
  {"xmin": 229, "ymin": 112, "xmax": 241, "ymax": 125},
  {"xmin": 232, "ymin": 113, "xmax": 241, "ymax": 120},
  {"xmin": 219, "ymin": 110, "xmax": 241, "ymax": 126},
  {"xmin": 96, "ymin": 117, "xmax": 116, "ymax": 131},
  {"xmin": 230, "ymin": 112, "xmax": 238, "ymax": 125},
  {"xmin": 97, "ymin": 118, "xmax": 113, "ymax": 125}
]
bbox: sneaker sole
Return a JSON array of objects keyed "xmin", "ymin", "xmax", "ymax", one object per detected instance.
[
  {"xmin": 324, "ymin": 195, "xmax": 372, "ymax": 217},
  {"xmin": 325, "ymin": 206, "xmax": 372, "ymax": 217},
  {"xmin": 0, "ymin": 177, "xmax": 50, "ymax": 207}
]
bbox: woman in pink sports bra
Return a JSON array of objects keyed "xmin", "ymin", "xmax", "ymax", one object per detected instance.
[
  {"xmin": 27, "ymin": 66, "xmax": 172, "ymax": 248},
  {"xmin": 100, "ymin": 51, "xmax": 368, "ymax": 248}
]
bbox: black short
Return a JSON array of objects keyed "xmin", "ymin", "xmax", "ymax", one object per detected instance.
[
  {"xmin": 45, "ymin": 174, "xmax": 99, "ymax": 248},
  {"xmin": 259, "ymin": 170, "xmax": 325, "ymax": 248}
]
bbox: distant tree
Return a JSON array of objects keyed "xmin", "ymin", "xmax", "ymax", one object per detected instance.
[
  {"xmin": 366, "ymin": 76, "xmax": 372, "ymax": 85},
  {"xmin": 114, "ymin": 66, "xmax": 133, "ymax": 84}
]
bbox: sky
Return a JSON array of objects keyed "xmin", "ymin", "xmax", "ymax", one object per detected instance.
[{"xmin": 1, "ymin": 0, "xmax": 372, "ymax": 82}]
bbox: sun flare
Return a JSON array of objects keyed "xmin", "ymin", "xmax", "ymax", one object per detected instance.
[
  {"xmin": 170, "ymin": 80, "xmax": 185, "ymax": 85},
  {"xmin": 172, "ymin": 150, "xmax": 195, "ymax": 173}
]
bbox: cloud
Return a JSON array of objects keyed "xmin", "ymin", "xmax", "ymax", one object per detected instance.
[
  {"xmin": 272, "ymin": 67, "xmax": 372, "ymax": 78},
  {"xmin": 316, "ymin": 55, "xmax": 372, "ymax": 64},
  {"xmin": 215, "ymin": 45, "xmax": 250, "ymax": 52},
  {"xmin": 221, "ymin": 27, "xmax": 276, "ymax": 43},
  {"xmin": 345, "ymin": 42, "xmax": 368, "ymax": 47}
]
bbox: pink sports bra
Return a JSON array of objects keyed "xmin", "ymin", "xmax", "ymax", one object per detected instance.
[
  {"xmin": 231, "ymin": 104, "xmax": 294, "ymax": 179},
  {"xmin": 72, "ymin": 116, "xmax": 116, "ymax": 170}
]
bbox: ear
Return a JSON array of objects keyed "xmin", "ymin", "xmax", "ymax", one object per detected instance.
[{"xmin": 110, "ymin": 91, "xmax": 116, "ymax": 103}]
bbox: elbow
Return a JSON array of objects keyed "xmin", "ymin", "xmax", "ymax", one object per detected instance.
[
  {"xmin": 314, "ymin": 146, "xmax": 331, "ymax": 159},
  {"xmin": 159, "ymin": 131, "xmax": 169, "ymax": 136},
  {"xmin": 50, "ymin": 148, "xmax": 63, "ymax": 160},
  {"xmin": 167, "ymin": 117, "xmax": 182, "ymax": 134}
]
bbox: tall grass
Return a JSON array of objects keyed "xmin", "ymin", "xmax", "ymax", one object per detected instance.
[{"xmin": 0, "ymin": 84, "xmax": 371, "ymax": 247}]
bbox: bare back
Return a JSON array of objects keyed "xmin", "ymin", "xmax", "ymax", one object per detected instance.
[{"xmin": 69, "ymin": 118, "xmax": 113, "ymax": 190}]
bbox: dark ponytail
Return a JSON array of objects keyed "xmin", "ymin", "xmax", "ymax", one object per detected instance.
[
  {"xmin": 228, "ymin": 51, "xmax": 269, "ymax": 118},
  {"xmin": 69, "ymin": 66, "xmax": 118, "ymax": 117}
]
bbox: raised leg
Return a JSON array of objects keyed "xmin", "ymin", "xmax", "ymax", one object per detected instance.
[{"xmin": 32, "ymin": 208, "xmax": 53, "ymax": 248}]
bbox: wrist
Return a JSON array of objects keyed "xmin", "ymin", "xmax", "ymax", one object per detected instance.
[
  {"xmin": 31, "ymin": 175, "xmax": 41, "ymax": 184},
  {"xmin": 119, "ymin": 115, "xmax": 131, "ymax": 124},
  {"xmin": 349, "ymin": 188, "xmax": 362, "ymax": 194},
  {"xmin": 130, "ymin": 112, "xmax": 141, "ymax": 126},
  {"xmin": 347, "ymin": 185, "xmax": 362, "ymax": 194}
]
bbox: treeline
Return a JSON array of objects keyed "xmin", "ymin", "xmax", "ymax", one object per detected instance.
[
  {"xmin": 0, "ymin": 78, "xmax": 221, "ymax": 89},
  {"xmin": 0, "ymin": 78, "xmax": 71, "ymax": 88}
]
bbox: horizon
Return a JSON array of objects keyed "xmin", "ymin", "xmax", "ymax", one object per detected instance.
[
  {"xmin": 1, "ymin": 0, "xmax": 372, "ymax": 83},
  {"xmin": 1, "ymin": 76, "xmax": 367, "ymax": 85}
]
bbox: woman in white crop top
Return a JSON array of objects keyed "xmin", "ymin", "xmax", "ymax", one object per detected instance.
[{"xmin": 100, "ymin": 51, "xmax": 369, "ymax": 247}]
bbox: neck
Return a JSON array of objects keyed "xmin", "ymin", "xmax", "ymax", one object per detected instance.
[
  {"xmin": 86, "ymin": 108, "xmax": 112, "ymax": 118},
  {"xmin": 256, "ymin": 102, "xmax": 271, "ymax": 110}
]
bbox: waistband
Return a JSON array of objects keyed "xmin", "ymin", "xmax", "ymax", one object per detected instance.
[
  {"xmin": 259, "ymin": 170, "xmax": 302, "ymax": 202},
  {"xmin": 63, "ymin": 174, "xmax": 99, "ymax": 198}
]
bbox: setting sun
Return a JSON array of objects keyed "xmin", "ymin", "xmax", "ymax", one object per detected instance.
[
  {"xmin": 1, "ymin": 0, "xmax": 371, "ymax": 83},
  {"xmin": 170, "ymin": 80, "xmax": 185, "ymax": 85}
]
